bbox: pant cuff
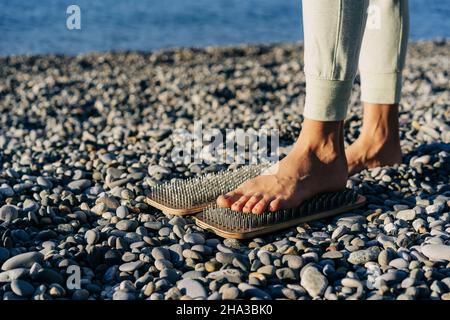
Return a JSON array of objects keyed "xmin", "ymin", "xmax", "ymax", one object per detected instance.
[
  {"xmin": 360, "ymin": 72, "xmax": 402, "ymax": 104},
  {"xmin": 303, "ymin": 77, "xmax": 353, "ymax": 121}
]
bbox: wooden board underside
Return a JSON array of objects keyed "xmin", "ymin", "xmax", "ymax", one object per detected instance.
[
  {"xmin": 194, "ymin": 195, "xmax": 366, "ymax": 239},
  {"xmin": 144, "ymin": 197, "xmax": 211, "ymax": 216}
]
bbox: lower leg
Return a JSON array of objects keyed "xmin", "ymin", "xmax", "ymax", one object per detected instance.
[
  {"xmin": 216, "ymin": 0, "xmax": 368, "ymax": 213},
  {"xmin": 346, "ymin": 102, "xmax": 402, "ymax": 175}
]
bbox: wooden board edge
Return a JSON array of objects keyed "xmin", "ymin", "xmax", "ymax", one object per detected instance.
[
  {"xmin": 144, "ymin": 197, "xmax": 210, "ymax": 216},
  {"xmin": 195, "ymin": 194, "xmax": 367, "ymax": 239}
]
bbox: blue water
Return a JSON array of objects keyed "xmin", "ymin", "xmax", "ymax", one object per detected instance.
[{"xmin": 0, "ymin": 0, "xmax": 449, "ymax": 56}]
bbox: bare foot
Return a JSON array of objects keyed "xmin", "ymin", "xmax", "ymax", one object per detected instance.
[
  {"xmin": 346, "ymin": 135, "xmax": 402, "ymax": 175},
  {"xmin": 217, "ymin": 119, "xmax": 348, "ymax": 214},
  {"xmin": 346, "ymin": 103, "xmax": 402, "ymax": 175}
]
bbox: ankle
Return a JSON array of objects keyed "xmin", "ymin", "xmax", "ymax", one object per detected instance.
[
  {"xmin": 360, "ymin": 103, "xmax": 400, "ymax": 145},
  {"xmin": 358, "ymin": 125, "xmax": 400, "ymax": 147},
  {"xmin": 298, "ymin": 119, "xmax": 344, "ymax": 163}
]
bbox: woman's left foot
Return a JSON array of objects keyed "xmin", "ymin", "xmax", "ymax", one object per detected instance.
[{"xmin": 346, "ymin": 135, "xmax": 402, "ymax": 175}]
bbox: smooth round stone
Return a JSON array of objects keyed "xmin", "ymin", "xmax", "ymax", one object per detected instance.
[
  {"xmin": 151, "ymin": 247, "xmax": 170, "ymax": 260},
  {"xmin": 68, "ymin": 179, "xmax": 91, "ymax": 192},
  {"xmin": 144, "ymin": 221, "xmax": 162, "ymax": 230},
  {"xmin": 116, "ymin": 219, "xmax": 138, "ymax": 231},
  {"xmin": 72, "ymin": 289, "xmax": 90, "ymax": 300},
  {"xmin": 300, "ymin": 266, "xmax": 328, "ymax": 298},
  {"xmin": 119, "ymin": 260, "xmax": 144, "ymax": 272},
  {"xmin": 116, "ymin": 206, "xmax": 129, "ymax": 219},
  {"xmin": 216, "ymin": 252, "xmax": 234, "ymax": 265},
  {"xmin": 11, "ymin": 279, "xmax": 35, "ymax": 297},
  {"xmin": 378, "ymin": 249, "xmax": 393, "ymax": 266},
  {"xmin": 183, "ymin": 233, "xmax": 205, "ymax": 245},
  {"xmin": 396, "ymin": 209, "xmax": 416, "ymax": 221},
  {"xmin": 177, "ymin": 279, "xmax": 207, "ymax": 299},
  {"xmin": 421, "ymin": 244, "xmax": 450, "ymax": 261},
  {"xmin": 0, "ymin": 205, "xmax": 18, "ymax": 222},
  {"xmin": 37, "ymin": 177, "xmax": 53, "ymax": 189},
  {"xmin": 1, "ymin": 252, "xmax": 44, "ymax": 271},
  {"xmin": 222, "ymin": 286, "xmax": 239, "ymax": 299},
  {"xmin": 322, "ymin": 251, "xmax": 343, "ymax": 260},
  {"xmin": 154, "ymin": 259, "xmax": 173, "ymax": 271},
  {"xmin": 282, "ymin": 255, "xmax": 304, "ymax": 269},
  {"xmin": 389, "ymin": 258, "xmax": 409, "ymax": 269},
  {"xmin": 85, "ymin": 229, "xmax": 99, "ymax": 245},
  {"xmin": 113, "ymin": 290, "xmax": 136, "ymax": 300},
  {"xmin": 159, "ymin": 227, "xmax": 171, "ymax": 237},
  {"xmin": 121, "ymin": 252, "xmax": 137, "ymax": 262}
]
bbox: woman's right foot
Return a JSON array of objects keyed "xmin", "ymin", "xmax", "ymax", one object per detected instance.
[{"xmin": 216, "ymin": 119, "xmax": 348, "ymax": 214}]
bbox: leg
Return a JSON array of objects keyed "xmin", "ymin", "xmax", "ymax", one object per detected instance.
[
  {"xmin": 217, "ymin": 0, "xmax": 369, "ymax": 213},
  {"xmin": 347, "ymin": 0, "xmax": 409, "ymax": 175}
]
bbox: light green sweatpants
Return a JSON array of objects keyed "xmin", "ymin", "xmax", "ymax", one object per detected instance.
[{"xmin": 302, "ymin": 0, "xmax": 409, "ymax": 121}]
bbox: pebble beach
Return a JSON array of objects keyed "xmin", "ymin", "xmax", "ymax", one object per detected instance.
[{"xmin": 0, "ymin": 40, "xmax": 449, "ymax": 300}]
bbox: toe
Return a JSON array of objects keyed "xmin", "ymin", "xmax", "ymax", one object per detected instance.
[
  {"xmin": 231, "ymin": 195, "xmax": 251, "ymax": 212},
  {"xmin": 216, "ymin": 192, "xmax": 242, "ymax": 208},
  {"xmin": 251, "ymin": 197, "xmax": 272, "ymax": 214},
  {"xmin": 242, "ymin": 194, "xmax": 263, "ymax": 213},
  {"xmin": 269, "ymin": 198, "xmax": 282, "ymax": 212}
]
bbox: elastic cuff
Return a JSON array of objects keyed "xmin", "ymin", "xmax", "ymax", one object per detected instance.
[
  {"xmin": 360, "ymin": 72, "xmax": 402, "ymax": 104},
  {"xmin": 303, "ymin": 77, "xmax": 353, "ymax": 121}
]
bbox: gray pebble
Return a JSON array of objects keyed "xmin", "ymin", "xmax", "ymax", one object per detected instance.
[
  {"xmin": 0, "ymin": 205, "xmax": 18, "ymax": 223},
  {"xmin": 300, "ymin": 266, "xmax": 328, "ymax": 298},
  {"xmin": 348, "ymin": 246, "xmax": 380, "ymax": 265},
  {"xmin": 421, "ymin": 244, "xmax": 450, "ymax": 261},
  {"xmin": 183, "ymin": 233, "xmax": 205, "ymax": 245},
  {"xmin": 1, "ymin": 252, "xmax": 43, "ymax": 271},
  {"xmin": 177, "ymin": 279, "xmax": 207, "ymax": 299},
  {"xmin": 116, "ymin": 219, "xmax": 138, "ymax": 231}
]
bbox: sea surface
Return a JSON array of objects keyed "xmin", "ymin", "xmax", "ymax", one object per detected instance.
[{"xmin": 0, "ymin": 0, "xmax": 449, "ymax": 56}]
